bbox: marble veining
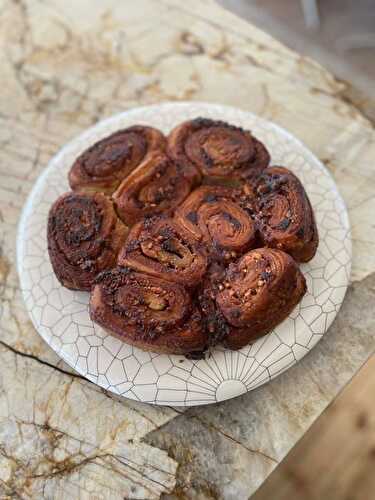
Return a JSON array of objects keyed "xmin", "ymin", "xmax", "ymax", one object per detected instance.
[{"xmin": 1, "ymin": 0, "xmax": 375, "ymax": 497}]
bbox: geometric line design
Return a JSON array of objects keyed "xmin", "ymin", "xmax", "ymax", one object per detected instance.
[{"xmin": 17, "ymin": 102, "xmax": 352, "ymax": 406}]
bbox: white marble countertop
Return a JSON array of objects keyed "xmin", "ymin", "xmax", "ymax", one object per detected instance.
[{"xmin": 1, "ymin": 0, "xmax": 375, "ymax": 498}]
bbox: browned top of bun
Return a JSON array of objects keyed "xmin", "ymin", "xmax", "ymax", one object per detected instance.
[{"xmin": 48, "ymin": 119, "xmax": 317, "ymax": 355}]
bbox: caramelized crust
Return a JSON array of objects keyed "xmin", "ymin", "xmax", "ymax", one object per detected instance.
[
  {"xmin": 47, "ymin": 192, "xmax": 128, "ymax": 291},
  {"xmin": 243, "ymin": 166, "xmax": 319, "ymax": 262},
  {"xmin": 175, "ymin": 185, "xmax": 257, "ymax": 261},
  {"xmin": 200, "ymin": 248, "xmax": 306, "ymax": 349},
  {"xmin": 118, "ymin": 216, "xmax": 207, "ymax": 288},
  {"xmin": 113, "ymin": 152, "xmax": 199, "ymax": 226},
  {"xmin": 90, "ymin": 268, "xmax": 207, "ymax": 354},
  {"xmin": 168, "ymin": 118, "xmax": 270, "ymax": 181},
  {"xmin": 69, "ymin": 126, "xmax": 166, "ymax": 194},
  {"xmin": 47, "ymin": 118, "xmax": 318, "ymax": 355}
]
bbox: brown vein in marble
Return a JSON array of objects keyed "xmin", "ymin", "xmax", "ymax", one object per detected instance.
[
  {"xmin": 160, "ymin": 0, "xmax": 284, "ymax": 56},
  {"xmin": 27, "ymin": 454, "xmax": 161, "ymax": 495},
  {"xmin": 1, "ymin": 334, "xmax": 177, "ymax": 434},
  {"xmin": 163, "ymin": 0, "xmax": 375, "ymax": 129},
  {"xmin": 165, "ymin": 408, "xmax": 278, "ymax": 464},
  {"xmin": 98, "ymin": 388, "xmax": 168, "ymax": 429},
  {"xmin": 0, "ymin": 418, "xmax": 175, "ymax": 497},
  {"xmin": 1, "ymin": 335, "xmax": 176, "ymax": 445},
  {"xmin": 310, "ymin": 84, "xmax": 375, "ymax": 128}
]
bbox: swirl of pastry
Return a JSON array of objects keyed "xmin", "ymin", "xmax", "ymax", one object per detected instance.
[
  {"xmin": 68, "ymin": 126, "xmax": 166, "ymax": 194},
  {"xmin": 112, "ymin": 153, "xmax": 199, "ymax": 226},
  {"xmin": 252, "ymin": 166, "xmax": 318, "ymax": 262},
  {"xmin": 47, "ymin": 192, "xmax": 127, "ymax": 291},
  {"xmin": 211, "ymin": 248, "xmax": 306, "ymax": 349},
  {"xmin": 175, "ymin": 186, "xmax": 256, "ymax": 261},
  {"xmin": 118, "ymin": 217, "xmax": 207, "ymax": 287},
  {"xmin": 90, "ymin": 267, "xmax": 207, "ymax": 354},
  {"xmin": 168, "ymin": 118, "xmax": 270, "ymax": 181}
]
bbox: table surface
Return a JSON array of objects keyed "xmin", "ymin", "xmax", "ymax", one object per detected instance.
[{"xmin": 0, "ymin": 0, "xmax": 374, "ymax": 498}]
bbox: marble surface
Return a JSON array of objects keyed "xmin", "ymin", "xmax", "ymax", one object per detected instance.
[{"xmin": 0, "ymin": 0, "xmax": 374, "ymax": 498}]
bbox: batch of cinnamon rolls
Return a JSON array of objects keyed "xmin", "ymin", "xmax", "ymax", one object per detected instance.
[{"xmin": 47, "ymin": 118, "xmax": 318, "ymax": 356}]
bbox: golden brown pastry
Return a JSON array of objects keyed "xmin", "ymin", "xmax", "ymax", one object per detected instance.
[
  {"xmin": 90, "ymin": 267, "xmax": 207, "ymax": 354},
  {"xmin": 199, "ymin": 248, "xmax": 306, "ymax": 349},
  {"xmin": 112, "ymin": 152, "xmax": 199, "ymax": 226},
  {"xmin": 47, "ymin": 118, "xmax": 318, "ymax": 355},
  {"xmin": 247, "ymin": 166, "xmax": 319, "ymax": 262},
  {"xmin": 168, "ymin": 118, "xmax": 270, "ymax": 182},
  {"xmin": 47, "ymin": 192, "xmax": 127, "ymax": 291},
  {"xmin": 68, "ymin": 126, "xmax": 166, "ymax": 194},
  {"xmin": 118, "ymin": 216, "xmax": 207, "ymax": 288},
  {"xmin": 175, "ymin": 185, "xmax": 257, "ymax": 261}
]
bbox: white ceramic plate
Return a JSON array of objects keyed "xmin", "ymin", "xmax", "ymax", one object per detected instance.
[{"xmin": 17, "ymin": 102, "xmax": 351, "ymax": 406}]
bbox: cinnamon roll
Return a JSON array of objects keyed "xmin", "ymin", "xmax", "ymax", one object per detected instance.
[
  {"xmin": 48, "ymin": 118, "xmax": 318, "ymax": 356},
  {"xmin": 202, "ymin": 248, "xmax": 306, "ymax": 349},
  {"xmin": 168, "ymin": 118, "xmax": 270, "ymax": 182},
  {"xmin": 47, "ymin": 192, "xmax": 127, "ymax": 291},
  {"xmin": 112, "ymin": 153, "xmax": 199, "ymax": 226},
  {"xmin": 69, "ymin": 126, "xmax": 166, "ymax": 194},
  {"xmin": 90, "ymin": 267, "xmax": 207, "ymax": 354},
  {"xmin": 250, "ymin": 166, "xmax": 319, "ymax": 262},
  {"xmin": 118, "ymin": 216, "xmax": 207, "ymax": 287},
  {"xmin": 175, "ymin": 185, "xmax": 256, "ymax": 261}
]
